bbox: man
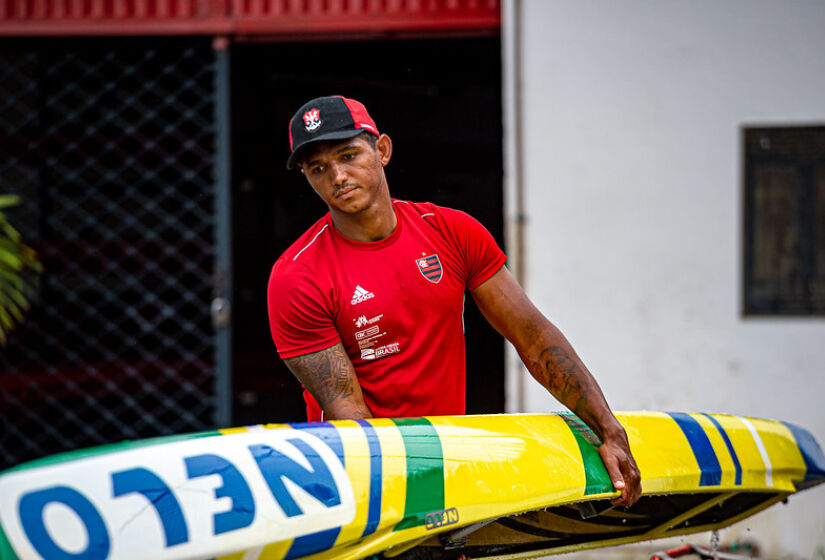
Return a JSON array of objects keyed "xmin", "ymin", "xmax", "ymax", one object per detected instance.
[{"xmin": 268, "ymin": 95, "xmax": 641, "ymax": 507}]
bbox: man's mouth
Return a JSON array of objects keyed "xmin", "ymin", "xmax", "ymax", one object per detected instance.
[{"xmin": 335, "ymin": 185, "xmax": 359, "ymax": 198}]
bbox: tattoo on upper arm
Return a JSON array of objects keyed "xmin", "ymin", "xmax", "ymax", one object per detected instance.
[
  {"xmin": 285, "ymin": 344, "xmax": 355, "ymax": 405},
  {"xmin": 535, "ymin": 346, "xmax": 590, "ymax": 412}
]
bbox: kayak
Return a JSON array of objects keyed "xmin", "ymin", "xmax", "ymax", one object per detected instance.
[{"xmin": 1, "ymin": 411, "xmax": 823, "ymax": 560}]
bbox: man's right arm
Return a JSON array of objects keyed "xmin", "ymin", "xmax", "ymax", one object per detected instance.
[{"xmin": 283, "ymin": 342, "xmax": 373, "ymax": 420}]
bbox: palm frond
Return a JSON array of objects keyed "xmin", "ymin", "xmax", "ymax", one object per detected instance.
[{"xmin": 0, "ymin": 195, "xmax": 42, "ymax": 345}]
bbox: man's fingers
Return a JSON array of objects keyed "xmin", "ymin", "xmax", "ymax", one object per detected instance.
[
  {"xmin": 599, "ymin": 442, "xmax": 641, "ymax": 507},
  {"xmin": 613, "ymin": 479, "xmax": 628, "ymax": 504},
  {"xmin": 610, "ymin": 473, "xmax": 626, "ymax": 499},
  {"xmin": 619, "ymin": 454, "xmax": 642, "ymax": 506},
  {"xmin": 610, "ymin": 481, "xmax": 629, "ymax": 506},
  {"xmin": 599, "ymin": 447, "xmax": 629, "ymax": 504}
]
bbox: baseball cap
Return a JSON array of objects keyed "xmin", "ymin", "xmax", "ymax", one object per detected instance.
[{"xmin": 286, "ymin": 95, "xmax": 379, "ymax": 169}]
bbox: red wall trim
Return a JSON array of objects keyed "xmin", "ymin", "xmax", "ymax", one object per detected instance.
[{"xmin": 0, "ymin": 0, "xmax": 500, "ymax": 37}]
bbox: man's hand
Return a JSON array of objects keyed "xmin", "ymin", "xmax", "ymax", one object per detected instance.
[{"xmin": 598, "ymin": 431, "xmax": 641, "ymax": 507}]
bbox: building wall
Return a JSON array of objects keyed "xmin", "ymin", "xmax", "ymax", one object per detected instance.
[{"xmin": 505, "ymin": 1, "xmax": 825, "ymax": 555}]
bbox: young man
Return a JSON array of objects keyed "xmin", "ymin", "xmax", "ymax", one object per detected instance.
[{"xmin": 268, "ymin": 95, "xmax": 641, "ymax": 506}]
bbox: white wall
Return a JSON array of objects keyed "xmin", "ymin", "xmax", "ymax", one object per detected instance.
[{"xmin": 505, "ymin": 1, "xmax": 825, "ymax": 556}]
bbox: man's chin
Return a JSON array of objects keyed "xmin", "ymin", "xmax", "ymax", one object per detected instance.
[{"xmin": 333, "ymin": 199, "xmax": 367, "ymax": 214}]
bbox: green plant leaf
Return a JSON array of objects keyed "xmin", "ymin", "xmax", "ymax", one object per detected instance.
[
  {"xmin": 0, "ymin": 194, "xmax": 21, "ymax": 208},
  {"xmin": 0, "ymin": 194, "xmax": 41, "ymax": 345},
  {"xmin": 0, "ymin": 268, "xmax": 25, "ymax": 288},
  {"xmin": 0, "ymin": 247, "xmax": 23, "ymax": 269},
  {"xmin": 0, "ymin": 304, "xmax": 13, "ymax": 329},
  {"xmin": 7, "ymin": 286, "xmax": 30, "ymax": 311},
  {"xmin": 4, "ymin": 298, "xmax": 23, "ymax": 323}
]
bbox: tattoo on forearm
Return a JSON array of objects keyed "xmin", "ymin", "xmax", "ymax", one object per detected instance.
[
  {"xmin": 285, "ymin": 345, "xmax": 354, "ymax": 405},
  {"xmin": 535, "ymin": 346, "xmax": 590, "ymax": 413}
]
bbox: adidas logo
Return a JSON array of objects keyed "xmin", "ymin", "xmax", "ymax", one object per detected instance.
[{"xmin": 350, "ymin": 285, "xmax": 375, "ymax": 305}]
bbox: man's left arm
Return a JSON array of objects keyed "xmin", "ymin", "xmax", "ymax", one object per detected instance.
[{"xmin": 471, "ymin": 266, "xmax": 641, "ymax": 507}]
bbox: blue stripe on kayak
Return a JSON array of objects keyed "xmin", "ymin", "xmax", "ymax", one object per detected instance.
[
  {"xmin": 285, "ymin": 528, "xmax": 340, "ymax": 560},
  {"xmin": 668, "ymin": 412, "xmax": 722, "ymax": 486},
  {"xmin": 286, "ymin": 422, "xmax": 344, "ymax": 555},
  {"xmin": 356, "ymin": 419, "xmax": 383, "ymax": 538},
  {"xmin": 289, "ymin": 421, "xmax": 345, "ymax": 466},
  {"xmin": 701, "ymin": 413, "xmax": 742, "ymax": 486},
  {"xmin": 781, "ymin": 421, "xmax": 825, "ymax": 483}
]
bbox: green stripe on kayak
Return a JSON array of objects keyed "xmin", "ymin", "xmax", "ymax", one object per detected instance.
[
  {"xmin": 560, "ymin": 413, "xmax": 614, "ymax": 495},
  {"xmin": 0, "ymin": 523, "xmax": 20, "ymax": 560},
  {"xmin": 0, "ymin": 430, "xmax": 222, "ymax": 474},
  {"xmin": 392, "ymin": 417, "xmax": 445, "ymax": 531}
]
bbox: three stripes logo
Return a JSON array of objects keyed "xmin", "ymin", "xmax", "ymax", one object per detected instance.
[
  {"xmin": 416, "ymin": 254, "xmax": 443, "ymax": 284},
  {"xmin": 350, "ymin": 285, "xmax": 375, "ymax": 305}
]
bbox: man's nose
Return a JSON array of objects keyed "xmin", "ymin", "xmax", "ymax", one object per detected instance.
[{"xmin": 329, "ymin": 161, "xmax": 347, "ymax": 185}]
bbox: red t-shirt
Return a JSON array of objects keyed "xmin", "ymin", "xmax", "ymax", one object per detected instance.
[{"xmin": 267, "ymin": 200, "xmax": 507, "ymax": 420}]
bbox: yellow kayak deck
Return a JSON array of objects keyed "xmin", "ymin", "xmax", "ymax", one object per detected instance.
[{"xmin": 0, "ymin": 411, "xmax": 823, "ymax": 560}]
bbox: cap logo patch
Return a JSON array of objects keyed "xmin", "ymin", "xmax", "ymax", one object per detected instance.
[{"xmin": 303, "ymin": 109, "xmax": 322, "ymax": 132}]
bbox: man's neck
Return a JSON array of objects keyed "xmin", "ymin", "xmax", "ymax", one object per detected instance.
[{"xmin": 331, "ymin": 195, "xmax": 397, "ymax": 243}]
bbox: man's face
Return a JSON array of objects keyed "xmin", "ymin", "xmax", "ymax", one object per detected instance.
[{"xmin": 300, "ymin": 133, "xmax": 391, "ymax": 215}]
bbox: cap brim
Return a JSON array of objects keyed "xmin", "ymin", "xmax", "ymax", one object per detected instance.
[{"xmin": 286, "ymin": 129, "xmax": 367, "ymax": 170}]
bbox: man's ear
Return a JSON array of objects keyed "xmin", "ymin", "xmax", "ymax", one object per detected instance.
[{"xmin": 376, "ymin": 134, "xmax": 392, "ymax": 167}]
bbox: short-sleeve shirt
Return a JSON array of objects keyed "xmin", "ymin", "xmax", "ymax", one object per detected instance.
[{"xmin": 267, "ymin": 199, "xmax": 507, "ymax": 420}]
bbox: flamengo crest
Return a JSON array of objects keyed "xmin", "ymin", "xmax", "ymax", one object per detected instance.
[
  {"xmin": 416, "ymin": 254, "xmax": 442, "ymax": 283},
  {"xmin": 303, "ymin": 109, "xmax": 322, "ymax": 132}
]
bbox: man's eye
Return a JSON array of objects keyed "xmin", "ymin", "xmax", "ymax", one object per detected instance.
[
  {"xmin": 342, "ymin": 153, "xmax": 355, "ymax": 160},
  {"xmin": 311, "ymin": 166, "xmax": 324, "ymax": 174}
]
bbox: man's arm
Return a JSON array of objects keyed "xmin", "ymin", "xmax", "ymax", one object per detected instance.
[
  {"xmin": 283, "ymin": 342, "xmax": 373, "ymax": 420},
  {"xmin": 471, "ymin": 266, "xmax": 641, "ymax": 507}
]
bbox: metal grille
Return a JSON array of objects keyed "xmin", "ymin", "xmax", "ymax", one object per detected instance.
[{"xmin": 0, "ymin": 38, "xmax": 219, "ymax": 468}]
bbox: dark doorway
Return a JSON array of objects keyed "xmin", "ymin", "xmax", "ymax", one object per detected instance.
[{"xmin": 230, "ymin": 36, "xmax": 504, "ymax": 425}]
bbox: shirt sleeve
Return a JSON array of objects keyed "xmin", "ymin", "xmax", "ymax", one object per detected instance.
[
  {"xmin": 267, "ymin": 258, "xmax": 341, "ymax": 359},
  {"xmin": 439, "ymin": 207, "xmax": 508, "ymax": 291}
]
